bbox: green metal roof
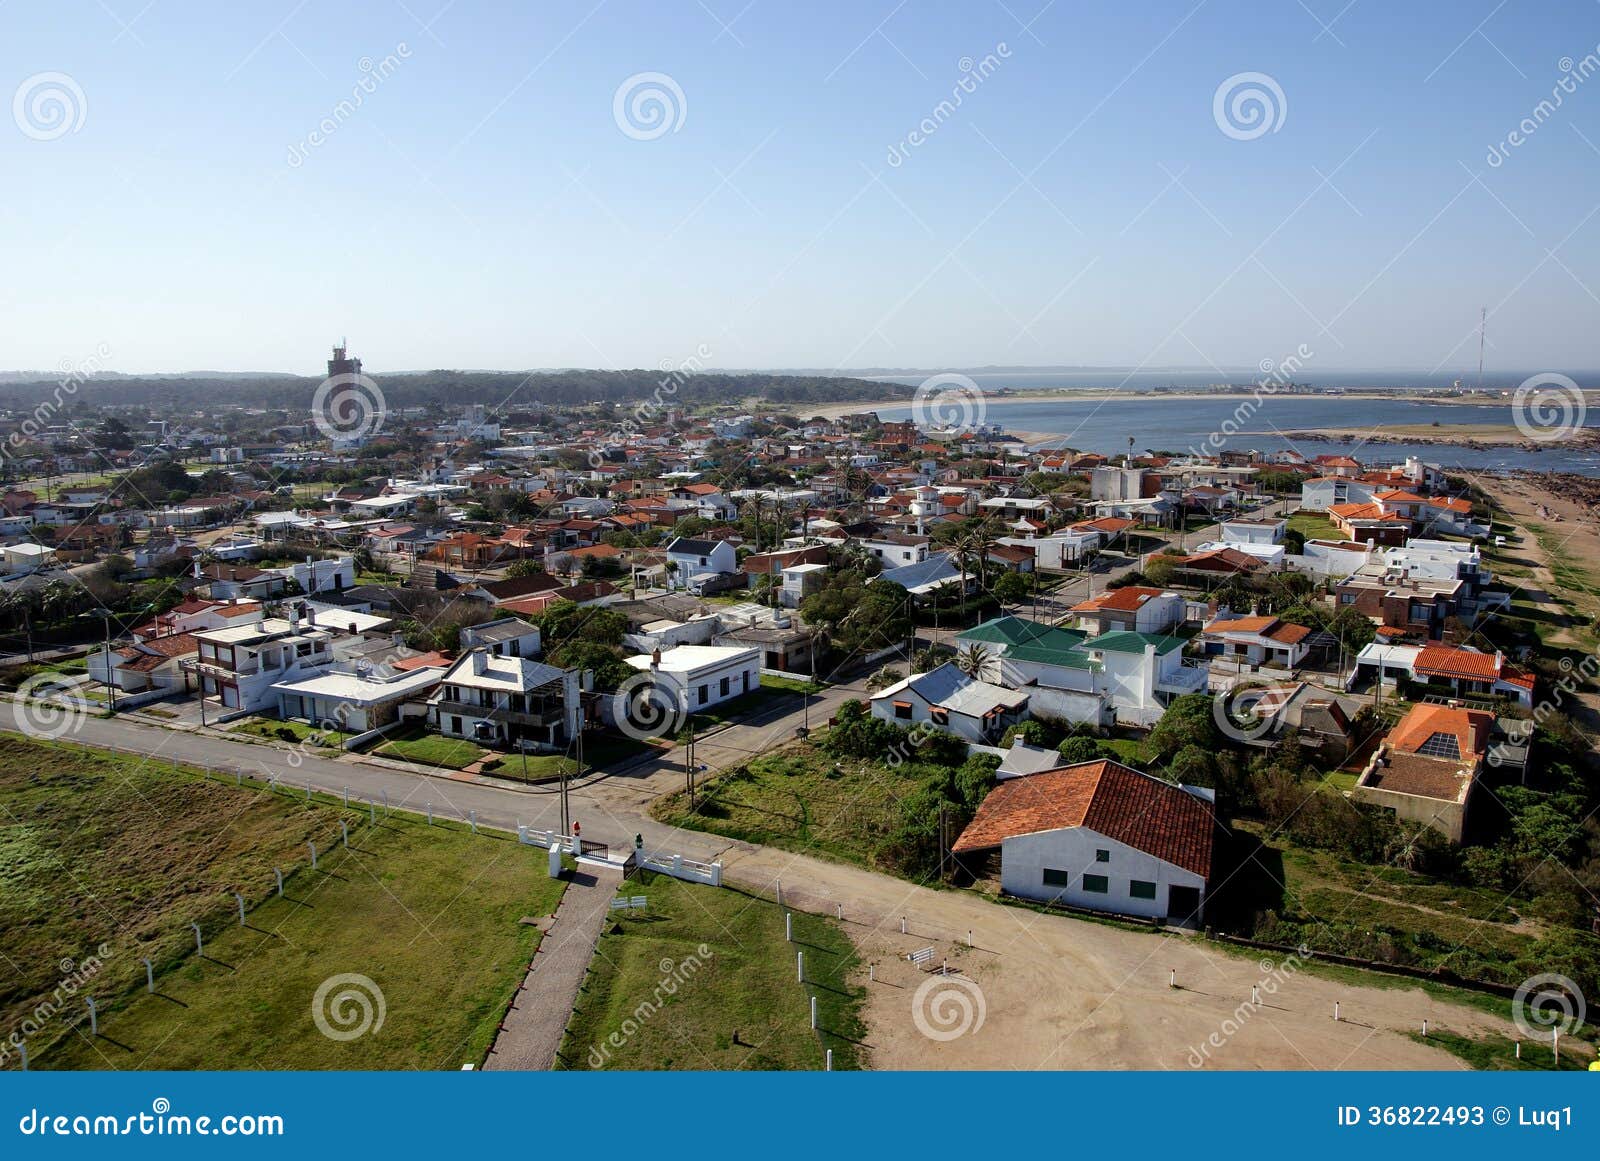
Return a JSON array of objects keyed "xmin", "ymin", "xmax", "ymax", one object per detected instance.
[
  {"xmin": 1088, "ymin": 630, "xmax": 1187, "ymax": 655},
  {"xmin": 958, "ymin": 615, "xmax": 1086, "ymax": 651}
]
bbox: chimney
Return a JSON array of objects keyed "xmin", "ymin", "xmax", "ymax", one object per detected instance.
[
  {"xmin": 650, "ymin": 648, "xmax": 662, "ymax": 669},
  {"xmin": 472, "ymin": 648, "xmax": 487, "ymax": 675}
]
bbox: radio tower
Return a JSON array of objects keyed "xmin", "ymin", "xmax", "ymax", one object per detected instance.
[{"xmin": 1476, "ymin": 306, "xmax": 1485, "ymax": 389}]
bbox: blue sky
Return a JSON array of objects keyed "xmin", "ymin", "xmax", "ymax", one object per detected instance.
[{"xmin": 3, "ymin": 0, "xmax": 1598, "ymax": 376}]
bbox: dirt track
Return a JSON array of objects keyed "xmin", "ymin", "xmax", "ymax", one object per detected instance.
[{"xmin": 718, "ymin": 845, "xmax": 1517, "ymax": 1071}]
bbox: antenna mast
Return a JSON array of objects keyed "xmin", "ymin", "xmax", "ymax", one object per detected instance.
[{"xmin": 1476, "ymin": 306, "xmax": 1485, "ymax": 389}]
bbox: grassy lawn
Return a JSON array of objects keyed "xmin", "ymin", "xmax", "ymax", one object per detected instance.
[
  {"xmin": 1407, "ymin": 1029, "xmax": 1594, "ymax": 1071},
  {"xmin": 557, "ymin": 871, "xmax": 864, "ymax": 1070},
  {"xmin": 760, "ymin": 673, "xmax": 826, "ymax": 695},
  {"xmin": 369, "ymin": 724, "xmax": 485, "ymax": 769},
  {"xmin": 480, "ymin": 734, "xmax": 654, "ymax": 781},
  {"xmin": 229, "ymin": 716, "xmax": 345, "ymax": 749},
  {"xmin": 653, "ymin": 740, "xmax": 921, "ymax": 871},
  {"xmin": 1, "ymin": 735, "xmax": 565, "ymax": 1069},
  {"xmin": 1286, "ymin": 510, "xmax": 1336, "ymax": 540},
  {"xmin": 1098, "ymin": 735, "xmax": 1153, "ymax": 765}
]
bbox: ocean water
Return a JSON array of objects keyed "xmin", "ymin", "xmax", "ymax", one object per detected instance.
[{"xmin": 865, "ymin": 392, "xmax": 1600, "ymax": 475}]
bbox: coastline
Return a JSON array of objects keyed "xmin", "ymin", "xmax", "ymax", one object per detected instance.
[{"xmin": 797, "ymin": 388, "xmax": 1589, "ymax": 422}]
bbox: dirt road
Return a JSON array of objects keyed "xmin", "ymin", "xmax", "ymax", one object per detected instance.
[{"xmin": 717, "ymin": 845, "xmax": 1513, "ymax": 1071}]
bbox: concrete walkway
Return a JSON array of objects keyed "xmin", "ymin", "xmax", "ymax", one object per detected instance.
[{"xmin": 482, "ymin": 861, "xmax": 624, "ymax": 1071}]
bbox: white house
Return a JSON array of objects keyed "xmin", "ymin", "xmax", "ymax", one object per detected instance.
[
  {"xmin": 459, "ymin": 616, "xmax": 542, "ymax": 659},
  {"xmin": 1, "ymin": 543, "xmax": 55, "ymax": 575},
  {"xmin": 664, "ymin": 537, "xmax": 739, "ymax": 591},
  {"xmin": 869, "ymin": 662, "xmax": 1029, "ymax": 744},
  {"xmin": 1218, "ymin": 516, "xmax": 1286, "ymax": 545},
  {"xmin": 622, "ymin": 644, "xmax": 761, "ymax": 715},
  {"xmin": 998, "ymin": 530, "xmax": 1099, "ymax": 571},
  {"xmin": 427, "ymin": 648, "xmax": 581, "ymax": 750},
  {"xmin": 273, "ymin": 662, "xmax": 446, "ymax": 733},
  {"xmin": 952, "ymin": 758, "xmax": 1214, "ymax": 922},
  {"xmin": 1198, "ymin": 614, "xmax": 1313, "ymax": 671},
  {"xmin": 956, "ymin": 616, "xmax": 1203, "ymax": 728},
  {"xmin": 185, "ymin": 615, "xmax": 336, "ymax": 713}
]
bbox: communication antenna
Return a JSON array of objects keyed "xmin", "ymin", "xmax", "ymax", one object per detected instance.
[{"xmin": 1476, "ymin": 306, "xmax": 1485, "ymax": 389}]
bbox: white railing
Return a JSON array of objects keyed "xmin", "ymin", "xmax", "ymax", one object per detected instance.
[{"xmin": 638, "ymin": 850, "xmax": 723, "ymax": 886}]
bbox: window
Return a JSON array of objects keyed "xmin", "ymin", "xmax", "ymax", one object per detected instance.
[
  {"xmin": 892, "ymin": 700, "xmax": 913, "ymax": 720},
  {"xmin": 1042, "ymin": 868, "xmax": 1071, "ymax": 888},
  {"xmin": 1094, "ymin": 849, "xmax": 1110, "ymax": 862},
  {"xmin": 929, "ymin": 708, "xmax": 949, "ymax": 725},
  {"xmin": 1130, "ymin": 880, "xmax": 1157, "ymax": 900},
  {"xmin": 1082, "ymin": 874, "xmax": 1109, "ymax": 894},
  {"xmin": 698, "ymin": 684, "xmax": 709, "ymax": 705},
  {"xmin": 720, "ymin": 676, "xmax": 730, "ymax": 697}
]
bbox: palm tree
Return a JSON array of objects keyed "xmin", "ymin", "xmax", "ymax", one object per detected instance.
[{"xmin": 954, "ymin": 642, "xmax": 996, "ymax": 682}]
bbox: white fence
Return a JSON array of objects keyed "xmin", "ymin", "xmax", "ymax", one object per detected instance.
[{"xmin": 637, "ymin": 850, "xmax": 723, "ymax": 886}]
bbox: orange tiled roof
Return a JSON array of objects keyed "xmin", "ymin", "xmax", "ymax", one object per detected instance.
[
  {"xmin": 1073, "ymin": 585, "xmax": 1167, "ymax": 613},
  {"xmin": 951, "ymin": 760, "xmax": 1213, "ymax": 878},
  {"xmin": 1387, "ymin": 702, "xmax": 1492, "ymax": 758},
  {"xmin": 1413, "ymin": 645, "xmax": 1500, "ymax": 681}
]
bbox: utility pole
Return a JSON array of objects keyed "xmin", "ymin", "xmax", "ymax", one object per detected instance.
[{"xmin": 685, "ymin": 714, "xmax": 696, "ymax": 812}]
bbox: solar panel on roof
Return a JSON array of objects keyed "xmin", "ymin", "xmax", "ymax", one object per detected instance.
[{"xmin": 1415, "ymin": 731, "xmax": 1462, "ymax": 760}]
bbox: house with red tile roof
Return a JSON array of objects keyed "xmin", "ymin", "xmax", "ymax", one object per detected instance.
[
  {"xmin": 951, "ymin": 758, "xmax": 1215, "ymax": 921},
  {"xmin": 1199, "ymin": 613, "xmax": 1313, "ymax": 669},
  {"xmin": 1353, "ymin": 702, "xmax": 1493, "ymax": 843},
  {"xmin": 1069, "ymin": 586, "xmax": 1183, "ymax": 636}
]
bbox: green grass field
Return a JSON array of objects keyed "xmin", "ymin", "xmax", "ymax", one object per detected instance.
[
  {"xmin": 652, "ymin": 741, "xmax": 922, "ymax": 870},
  {"xmin": 557, "ymin": 872, "xmax": 864, "ymax": 1070},
  {"xmin": 369, "ymin": 724, "xmax": 484, "ymax": 768},
  {"xmin": 229, "ymin": 716, "xmax": 345, "ymax": 749},
  {"xmin": 0, "ymin": 734, "xmax": 565, "ymax": 1070},
  {"xmin": 1286, "ymin": 510, "xmax": 1337, "ymax": 540}
]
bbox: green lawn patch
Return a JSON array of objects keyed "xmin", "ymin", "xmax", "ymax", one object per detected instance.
[
  {"xmin": 2, "ymin": 735, "xmax": 565, "ymax": 1069},
  {"xmin": 369, "ymin": 724, "xmax": 484, "ymax": 769},
  {"xmin": 652, "ymin": 740, "xmax": 922, "ymax": 871},
  {"xmin": 760, "ymin": 673, "xmax": 827, "ymax": 695},
  {"xmin": 557, "ymin": 872, "xmax": 864, "ymax": 1070},
  {"xmin": 1286, "ymin": 511, "xmax": 1336, "ymax": 540},
  {"xmin": 229, "ymin": 716, "xmax": 345, "ymax": 749}
]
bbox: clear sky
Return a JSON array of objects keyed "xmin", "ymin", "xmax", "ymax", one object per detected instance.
[{"xmin": 3, "ymin": 0, "xmax": 1598, "ymax": 376}]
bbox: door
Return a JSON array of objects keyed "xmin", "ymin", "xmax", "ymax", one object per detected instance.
[{"xmin": 1167, "ymin": 885, "xmax": 1202, "ymax": 924}]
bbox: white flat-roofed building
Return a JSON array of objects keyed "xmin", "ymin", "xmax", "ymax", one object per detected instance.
[
  {"xmin": 273, "ymin": 663, "xmax": 446, "ymax": 733},
  {"xmin": 185, "ymin": 615, "xmax": 336, "ymax": 713},
  {"xmin": 623, "ymin": 644, "xmax": 761, "ymax": 715}
]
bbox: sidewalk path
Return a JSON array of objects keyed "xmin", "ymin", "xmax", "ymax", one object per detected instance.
[{"xmin": 482, "ymin": 862, "xmax": 624, "ymax": 1071}]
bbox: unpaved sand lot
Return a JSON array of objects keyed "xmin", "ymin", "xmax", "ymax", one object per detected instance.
[{"xmin": 719, "ymin": 845, "xmax": 1516, "ymax": 1070}]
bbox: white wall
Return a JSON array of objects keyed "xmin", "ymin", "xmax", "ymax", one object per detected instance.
[{"xmin": 998, "ymin": 824, "xmax": 1206, "ymax": 920}]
